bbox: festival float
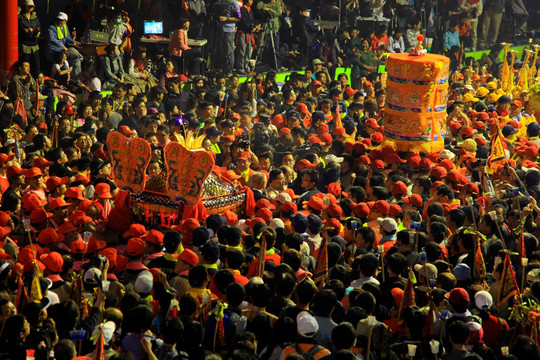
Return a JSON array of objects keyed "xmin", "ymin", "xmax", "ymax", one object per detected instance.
[
  {"xmin": 106, "ymin": 129, "xmax": 246, "ymax": 228},
  {"xmin": 383, "ymin": 34, "xmax": 449, "ymax": 153}
]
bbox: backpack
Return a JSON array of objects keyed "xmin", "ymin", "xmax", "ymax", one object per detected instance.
[{"xmin": 292, "ymin": 343, "xmax": 327, "ymax": 360}]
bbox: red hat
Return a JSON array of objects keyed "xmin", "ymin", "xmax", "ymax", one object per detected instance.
[
  {"xmin": 464, "ymin": 182, "xmax": 480, "ymax": 194},
  {"xmin": 0, "ymin": 154, "xmax": 15, "ymax": 165},
  {"xmin": 222, "ymin": 170, "xmax": 242, "ymax": 182},
  {"xmin": 327, "ymin": 182, "xmax": 342, "ymax": 197},
  {"xmin": 408, "ymin": 154, "xmax": 421, "ymax": 169},
  {"xmin": 77, "ymin": 199, "xmax": 96, "ymax": 213},
  {"xmin": 281, "ymin": 202, "xmax": 298, "ymax": 214},
  {"xmin": 256, "ymin": 198, "xmax": 275, "ymax": 210},
  {"xmin": 297, "ymin": 159, "xmax": 317, "ymax": 171},
  {"xmin": 507, "ymin": 119, "xmax": 523, "ymax": 129},
  {"xmin": 124, "ymin": 224, "xmax": 147, "ymax": 238},
  {"xmin": 64, "ymin": 104, "xmax": 75, "ymax": 115},
  {"xmin": 402, "ymin": 194, "xmax": 423, "ymax": 208},
  {"xmin": 389, "ymin": 204, "xmax": 402, "ymax": 217},
  {"xmin": 449, "ymin": 121, "xmax": 462, "ymax": 134},
  {"xmin": 94, "ymin": 183, "xmax": 112, "ymax": 199},
  {"xmin": 522, "ymin": 160, "xmax": 540, "ymax": 169},
  {"xmin": 71, "ymin": 240, "xmax": 88, "ymax": 254},
  {"xmin": 430, "ymin": 166, "xmax": 447, "ymax": 180},
  {"xmin": 365, "ymin": 118, "xmax": 379, "ymax": 129},
  {"xmin": 332, "ymin": 127, "xmax": 346, "ymax": 136},
  {"xmin": 86, "ymin": 236, "xmax": 106, "ymax": 253},
  {"xmin": 438, "ymin": 159, "xmax": 454, "ymax": 172},
  {"xmin": 142, "ymin": 229, "xmax": 164, "ymax": 246},
  {"xmin": 0, "ymin": 225, "xmax": 11, "ymax": 240},
  {"xmin": 177, "ymin": 248, "xmax": 199, "ymax": 267},
  {"xmin": 176, "ymin": 218, "xmax": 200, "ymax": 235},
  {"xmin": 445, "ymin": 287, "xmax": 470, "ymax": 303},
  {"xmin": 371, "ymin": 132, "xmax": 383, "ymax": 143},
  {"xmin": 374, "ymin": 200, "xmax": 390, "ymax": 215},
  {"xmin": 256, "ymin": 208, "xmax": 273, "ymax": 223},
  {"xmin": 296, "ymin": 103, "xmax": 310, "ymax": 115},
  {"xmin": 370, "ymin": 159, "xmax": 385, "ymax": 170},
  {"xmin": 126, "ymin": 237, "xmax": 146, "ymax": 256},
  {"xmin": 65, "ymin": 187, "xmax": 85, "ymax": 201},
  {"xmin": 46, "ymin": 176, "xmax": 69, "ymax": 192},
  {"xmin": 474, "ymin": 137, "xmax": 486, "ymax": 147},
  {"xmin": 312, "ymin": 80, "xmax": 322, "ymax": 87},
  {"xmin": 237, "ymin": 151, "xmax": 251, "ymax": 161},
  {"xmin": 319, "ymin": 133, "xmax": 333, "ymax": 144},
  {"xmin": 279, "ymin": 127, "xmax": 291, "ymax": 136},
  {"xmin": 473, "ymin": 121, "xmax": 486, "ymax": 130},
  {"xmin": 22, "ymin": 193, "xmax": 47, "ymax": 212},
  {"xmin": 392, "ymin": 181, "xmax": 408, "ymax": 196},
  {"xmin": 38, "ymin": 228, "xmax": 64, "ymax": 245},
  {"xmin": 69, "ymin": 210, "xmax": 93, "ymax": 226},
  {"xmin": 23, "ymin": 260, "xmax": 45, "ymax": 274},
  {"xmin": 461, "ymin": 126, "xmax": 476, "ymax": 138},
  {"xmin": 118, "ymin": 125, "xmax": 135, "ymax": 137},
  {"xmin": 352, "ymin": 142, "xmax": 368, "ymax": 154},
  {"xmin": 33, "ymin": 157, "xmax": 53, "ymax": 168},
  {"xmin": 325, "ymin": 218, "xmax": 342, "ymax": 231},
  {"xmin": 0, "ymin": 211, "xmax": 9, "ymax": 227},
  {"xmin": 6, "ymin": 166, "xmax": 26, "ymax": 179},
  {"xmin": 74, "ymin": 174, "xmax": 90, "ymax": 186},
  {"xmin": 304, "ymin": 196, "xmax": 326, "ymax": 211},
  {"xmin": 57, "ymin": 221, "xmax": 76, "ymax": 234},
  {"xmin": 221, "ymin": 210, "xmax": 238, "ymax": 225},
  {"xmin": 40, "ymin": 252, "xmax": 64, "ymax": 273},
  {"xmin": 446, "ymin": 170, "xmax": 463, "ymax": 183},
  {"xmin": 100, "ymin": 248, "xmax": 118, "ymax": 268},
  {"xmin": 25, "ymin": 167, "xmax": 43, "ymax": 178},
  {"xmin": 352, "ymin": 202, "xmax": 370, "ymax": 218},
  {"xmin": 30, "ymin": 208, "xmax": 53, "ymax": 223},
  {"xmin": 326, "ymin": 204, "xmax": 343, "ymax": 218},
  {"xmin": 511, "ymin": 100, "xmax": 523, "ymax": 107}
]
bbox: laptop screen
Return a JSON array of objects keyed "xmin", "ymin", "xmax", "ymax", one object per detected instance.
[{"xmin": 144, "ymin": 21, "xmax": 163, "ymax": 35}]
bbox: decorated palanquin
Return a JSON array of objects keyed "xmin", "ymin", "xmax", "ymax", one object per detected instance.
[
  {"xmin": 106, "ymin": 132, "xmax": 246, "ymax": 226},
  {"xmin": 383, "ymin": 53, "xmax": 450, "ymax": 153}
]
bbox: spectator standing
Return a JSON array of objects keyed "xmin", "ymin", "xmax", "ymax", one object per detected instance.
[
  {"xmin": 460, "ymin": 0, "xmax": 483, "ymax": 51},
  {"xmin": 18, "ymin": 0, "xmax": 41, "ymax": 77},
  {"xmin": 257, "ymin": 0, "xmax": 284, "ymax": 71},
  {"xmin": 480, "ymin": 0, "xmax": 504, "ymax": 49},
  {"xmin": 217, "ymin": 0, "xmax": 241, "ymax": 76},
  {"xmin": 235, "ymin": 0, "xmax": 260, "ymax": 74}
]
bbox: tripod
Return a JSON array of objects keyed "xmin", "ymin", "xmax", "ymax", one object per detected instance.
[{"xmin": 255, "ymin": 24, "xmax": 279, "ymax": 71}]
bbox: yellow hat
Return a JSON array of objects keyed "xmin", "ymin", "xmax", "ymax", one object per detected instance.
[
  {"xmin": 463, "ymin": 93, "xmax": 479, "ymax": 103},
  {"xmin": 488, "ymin": 92, "xmax": 502, "ymax": 104},
  {"xmin": 476, "ymin": 87, "xmax": 489, "ymax": 98},
  {"xmin": 486, "ymin": 81, "xmax": 498, "ymax": 90}
]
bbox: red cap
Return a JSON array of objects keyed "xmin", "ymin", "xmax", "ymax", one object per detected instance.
[
  {"xmin": 38, "ymin": 228, "xmax": 64, "ymax": 245},
  {"xmin": 430, "ymin": 166, "xmax": 447, "ymax": 180},
  {"xmin": 319, "ymin": 133, "xmax": 333, "ymax": 144},
  {"xmin": 279, "ymin": 127, "xmax": 291, "ymax": 136},
  {"xmin": 142, "ymin": 229, "xmax": 164, "ymax": 247},
  {"xmin": 256, "ymin": 198, "xmax": 275, "ymax": 210},
  {"xmin": 0, "ymin": 225, "xmax": 11, "ymax": 240},
  {"xmin": 77, "ymin": 199, "xmax": 96, "ymax": 213},
  {"xmin": 65, "ymin": 187, "xmax": 85, "ymax": 201},
  {"xmin": 392, "ymin": 181, "xmax": 408, "ymax": 196},
  {"xmin": 46, "ymin": 176, "xmax": 69, "ymax": 192},
  {"xmin": 418, "ymin": 158, "xmax": 433, "ymax": 171},
  {"xmin": 449, "ymin": 121, "xmax": 462, "ymax": 134},
  {"xmin": 25, "ymin": 167, "xmax": 43, "ymax": 178},
  {"xmin": 64, "ymin": 104, "xmax": 75, "ymax": 115},
  {"xmin": 438, "ymin": 159, "xmax": 454, "ymax": 172},
  {"xmin": 371, "ymin": 132, "xmax": 383, "ymax": 143},
  {"xmin": 352, "ymin": 202, "xmax": 370, "ymax": 218},
  {"xmin": 124, "ymin": 223, "xmax": 147, "ymax": 238},
  {"xmin": 512, "ymin": 100, "xmax": 523, "ymax": 107},
  {"xmin": 370, "ymin": 159, "xmax": 385, "ymax": 170},
  {"xmin": 317, "ymin": 124, "xmax": 329, "ymax": 135},
  {"xmin": 23, "ymin": 260, "xmax": 45, "ymax": 274},
  {"xmin": 30, "ymin": 208, "xmax": 52, "ymax": 223},
  {"xmin": 222, "ymin": 170, "xmax": 242, "ymax": 182},
  {"xmin": 402, "ymin": 194, "xmax": 423, "ymax": 208},
  {"xmin": 365, "ymin": 118, "xmax": 379, "ymax": 129},
  {"xmin": 461, "ymin": 126, "xmax": 476, "ymax": 138},
  {"xmin": 464, "ymin": 182, "xmax": 480, "ymax": 194},
  {"xmin": 94, "ymin": 183, "xmax": 112, "ymax": 199},
  {"xmin": 100, "ymin": 248, "xmax": 118, "ymax": 268},
  {"xmin": 507, "ymin": 119, "xmax": 522, "ymax": 129},
  {"xmin": 58, "ymin": 221, "xmax": 76, "ymax": 234},
  {"xmin": 312, "ymin": 80, "xmax": 322, "ymax": 87},
  {"xmin": 69, "ymin": 210, "xmax": 93, "ymax": 226},
  {"xmin": 374, "ymin": 200, "xmax": 390, "ymax": 215},
  {"xmin": 327, "ymin": 182, "xmax": 342, "ymax": 197},
  {"xmin": 176, "ymin": 218, "xmax": 200, "ymax": 235},
  {"xmin": 304, "ymin": 196, "xmax": 326, "ymax": 211},
  {"xmin": 118, "ymin": 125, "xmax": 135, "ymax": 137},
  {"xmin": 281, "ymin": 202, "xmax": 298, "ymax": 213},
  {"xmin": 344, "ymin": 87, "xmax": 357, "ymax": 98},
  {"xmin": 256, "ymin": 208, "xmax": 273, "ymax": 223},
  {"xmin": 74, "ymin": 174, "xmax": 90, "ymax": 186},
  {"xmin": 126, "ymin": 237, "xmax": 146, "ymax": 256},
  {"xmin": 237, "ymin": 151, "xmax": 251, "ymax": 161},
  {"xmin": 6, "ymin": 166, "xmax": 26, "ymax": 179},
  {"xmin": 326, "ymin": 204, "xmax": 343, "ymax": 218},
  {"xmin": 40, "ymin": 252, "xmax": 64, "ymax": 273},
  {"xmin": 71, "ymin": 240, "xmax": 88, "ymax": 254},
  {"xmin": 389, "ymin": 204, "xmax": 402, "ymax": 217},
  {"xmin": 332, "ymin": 127, "xmax": 346, "ymax": 136},
  {"xmin": 325, "ymin": 218, "xmax": 341, "ymax": 231},
  {"xmin": 177, "ymin": 248, "xmax": 199, "ymax": 267},
  {"xmin": 474, "ymin": 137, "xmax": 486, "ymax": 147},
  {"xmin": 0, "ymin": 211, "xmax": 10, "ymax": 227},
  {"xmin": 22, "ymin": 193, "xmax": 47, "ymax": 212},
  {"xmin": 445, "ymin": 287, "xmax": 470, "ymax": 303},
  {"xmin": 297, "ymin": 159, "xmax": 317, "ymax": 171},
  {"xmin": 33, "ymin": 157, "xmax": 53, "ymax": 168},
  {"xmin": 446, "ymin": 170, "xmax": 463, "ymax": 183},
  {"xmin": 222, "ymin": 210, "xmax": 238, "ymax": 225},
  {"xmin": 0, "ymin": 154, "xmax": 15, "ymax": 165}
]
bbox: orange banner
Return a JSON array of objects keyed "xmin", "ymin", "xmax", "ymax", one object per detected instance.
[
  {"xmin": 163, "ymin": 142, "xmax": 214, "ymax": 205},
  {"xmin": 106, "ymin": 132, "xmax": 152, "ymax": 194}
]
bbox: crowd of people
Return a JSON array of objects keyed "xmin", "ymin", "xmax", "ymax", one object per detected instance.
[{"xmin": 3, "ymin": 1, "xmax": 540, "ymax": 360}]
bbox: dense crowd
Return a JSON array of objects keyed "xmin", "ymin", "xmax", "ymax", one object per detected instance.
[{"xmin": 3, "ymin": 1, "xmax": 540, "ymax": 360}]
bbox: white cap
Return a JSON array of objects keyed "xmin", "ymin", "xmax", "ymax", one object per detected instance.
[
  {"xmin": 83, "ymin": 268, "xmax": 102, "ymax": 285},
  {"xmin": 92, "ymin": 321, "xmax": 117, "ymax": 345},
  {"xmin": 134, "ymin": 270, "xmax": 153, "ymax": 294},
  {"xmin": 438, "ymin": 149, "xmax": 456, "ymax": 161},
  {"xmin": 274, "ymin": 192, "xmax": 292, "ymax": 204},
  {"xmin": 56, "ymin": 12, "xmax": 68, "ymax": 21},
  {"xmin": 324, "ymin": 154, "xmax": 343, "ymax": 164},
  {"xmin": 413, "ymin": 263, "xmax": 438, "ymax": 280},
  {"xmin": 297, "ymin": 311, "xmax": 319, "ymax": 337},
  {"xmin": 269, "ymin": 218, "xmax": 285, "ymax": 230},
  {"xmin": 377, "ymin": 217, "xmax": 398, "ymax": 233},
  {"xmin": 23, "ymin": 0, "xmax": 35, "ymax": 6},
  {"xmin": 474, "ymin": 290, "xmax": 493, "ymax": 309}
]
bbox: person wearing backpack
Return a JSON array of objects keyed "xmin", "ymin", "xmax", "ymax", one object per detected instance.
[{"xmin": 280, "ymin": 311, "xmax": 332, "ymax": 360}]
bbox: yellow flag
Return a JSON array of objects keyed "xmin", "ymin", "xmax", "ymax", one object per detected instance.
[
  {"xmin": 29, "ymin": 272, "xmax": 42, "ymax": 302},
  {"xmin": 487, "ymin": 130, "xmax": 507, "ymax": 174}
]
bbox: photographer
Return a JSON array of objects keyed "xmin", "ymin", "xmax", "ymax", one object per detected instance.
[
  {"xmin": 217, "ymin": 0, "xmax": 241, "ymax": 76},
  {"xmin": 235, "ymin": 0, "xmax": 261, "ymax": 74},
  {"xmin": 256, "ymin": 0, "xmax": 285, "ymax": 71},
  {"xmin": 460, "ymin": 0, "xmax": 483, "ymax": 51}
]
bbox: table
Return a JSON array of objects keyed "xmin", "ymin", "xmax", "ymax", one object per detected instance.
[
  {"xmin": 78, "ymin": 42, "xmax": 108, "ymax": 56},
  {"xmin": 139, "ymin": 38, "xmax": 208, "ymax": 47},
  {"xmin": 315, "ymin": 20, "xmax": 339, "ymax": 30}
]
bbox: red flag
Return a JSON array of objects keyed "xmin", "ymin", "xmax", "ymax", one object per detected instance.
[
  {"xmin": 94, "ymin": 327, "xmax": 105, "ymax": 360},
  {"xmin": 497, "ymin": 252, "xmax": 519, "ymax": 306},
  {"xmin": 474, "ymin": 243, "xmax": 487, "ymax": 281},
  {"xmin": 313, "ymin": 237, "xmax": 328, "ymax": 284},
  {"xmin": 398, "ymin": 271, "xmax": 416, "ymax": 320},
  {"xmin": 257, "ymin": 232, "xmax": 267, "ymax": 278}
]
